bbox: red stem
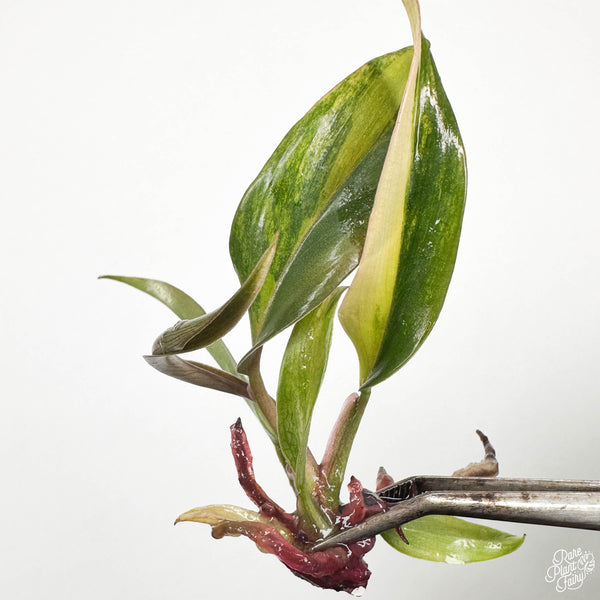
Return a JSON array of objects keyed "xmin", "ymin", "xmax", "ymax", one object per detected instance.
[{"xmin": 230, "ymin": 418, "xmax": 298, "ymax": 533}]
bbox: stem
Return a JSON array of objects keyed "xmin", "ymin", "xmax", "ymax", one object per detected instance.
[
  {"xmin": 296, "ymin": 461, "xmax": 334, "ymax": 537},
  {"xmin": 246, "ymin": 347, "xmax": 278, "ymax": 434},
  {"xmin": 244, "ymin": 349, "xmax": 296, "ymax": 480},
  {"xmin": 320, "ymin": 388, "xmax": 372, "ymax": 510}
]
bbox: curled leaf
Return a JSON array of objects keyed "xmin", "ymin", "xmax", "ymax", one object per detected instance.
[
  {"xmin": 99, "ymin": 275, "xmax": 238, "ymax": 374},
  {"xmin": 382, "ymin": 515, "xmax": 525, "ymax": 563},
  {"xmin": 143, "ymin": 354, "xmax": 250, "ymax": 398},
  {"xmin": 175, "ymin": 504, "xmax": 293, "ymax": 541},
  {"xmin": 339, "ymin": 0, "xmax": 467, "ymax": 388},
  {"xmin": 152, "ymin": 236, "xmax": 277, "ymax": 356}
]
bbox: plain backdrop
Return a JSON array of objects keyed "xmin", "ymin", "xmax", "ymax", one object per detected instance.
[{"xmin": 2, "ymin": 0, "xmax": 599, "ymax": 598}]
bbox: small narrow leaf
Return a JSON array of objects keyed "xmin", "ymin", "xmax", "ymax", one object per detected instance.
[
  {"xmin": 176, "ymin": 503, "xmax": 264, "ymax": 526},
  {"xmin": 143, "ymin": 354, "xmax": 250, "ymax": 398},
  {"xmin": 175, "ymin": 504, "xmax": 293, "ymax": 541},
  {"xmin": 99, "ymin": 275, "xmax": 238, "ymax": 375},
  {"xmin": 230, "ymin": 47, "xmax": 414, "ymax": 356},
  {"xmin": 339, "ymin": 0, "xmax": 467, "ymax": 388},
  {"xmin": 382, "ymin": 515, "xmax": 525, "ymax": 563},
  {"xmin": 152, "ymin": 236, "xmax": 277, "ymax": 356},
  {"xmin": 276, "ymin": 288, "xmax": 345, "ymax": 524}
]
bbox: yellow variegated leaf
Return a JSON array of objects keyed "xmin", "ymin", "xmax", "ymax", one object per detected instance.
[{"xmin": 339, "ymin": 0, "xmax": 467, "ymax": 388}]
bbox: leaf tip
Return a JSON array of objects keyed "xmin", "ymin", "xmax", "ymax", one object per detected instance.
[{"xmin": 151, "ymin": 335, "xmax": 166, "ymax": 356}]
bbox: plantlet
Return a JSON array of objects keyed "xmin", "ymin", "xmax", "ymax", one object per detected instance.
[{"xmin": 102, "ymin": 0, "xmax": 526, "ymax": 593}]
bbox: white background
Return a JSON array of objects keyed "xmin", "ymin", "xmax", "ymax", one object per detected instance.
[{"xmin": 2, "ymin": 0, "xmax": 600, "ymax": 598}]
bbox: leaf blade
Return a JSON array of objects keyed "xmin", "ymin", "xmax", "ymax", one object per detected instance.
[
  {"xmin": 99, "ymin": 275, "xmax": 238, "ymax": 375},
  {"xmin": 339, "ymin": 1, "xmax": 422, "ymax": 382},
  {"xmin": 276, "ymin": 288, "xmax": 345, "ymax": 526},
  {"xmin": 365, "ymin": 44, "xmax": 467, "ymax": 387},
  {"xmin": 382, "ymin": 515, "xmax": 525, "ymax": 563},
  {"xmin": 151, "ymin": 236, "xmax": 277, "ymax": 356},
  {"xmin": 339, "ymin": 6, "xmax": 467, "ymax": 387},
  {"xmin": 143, "ymin": 354, "xmax": 250, "ymax": 398},
  {"xmin": 175, "ymin": 504, "xmax": 294, "ymax": 542},
  {"xmin": 176, "ymin": 503, "xmax": 265, "ymax": 526},
  {"xmin": 230, "ymin": 48, "xmax": 414, "ymax": 352}
]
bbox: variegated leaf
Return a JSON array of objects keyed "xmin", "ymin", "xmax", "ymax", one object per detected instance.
[
  {"xmin": 152, "ymin": 237, "xmax": 277, "ymax": 356},
  {"xmin": 230, "ymin": 47, "xmax": 414, "ymax": 371},
  {"xmin": 339, "ymin": 0, "xmax": 467, "ymax": 388},
  {"xmin": 100, "ymin": 275, "xmax": 238, "ymax": 374}
]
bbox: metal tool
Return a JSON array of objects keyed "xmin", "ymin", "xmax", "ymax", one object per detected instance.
[{"xmin": 313, "ymin": 476, "xmax": 600, "ymax": 550}]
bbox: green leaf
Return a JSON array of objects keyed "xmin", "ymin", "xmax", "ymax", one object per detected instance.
[
  {"xmin": 230, "ymin": 46, "xmax": 415, "ymax": 364},
  {"xmin": 143, "ymin": 354, "xmax": 250, "ymax": 398},
  {"xmin": 382, "ymin": 515, "xmax": 525, "ymax": 563},
  {"xmin": 99, "ymin": 275, "xmax": 238, "ymax": 375},
  {"xmin": 339, "ymin": 1, "xmax": 467, "ymax": 388},
  {"xmin": 277, "ymin": 288, "xmax": 344, "ymax": 472},
  {"xmin": 276, "ymin": 287, "xmax": 345, "ymax": 526},
  {"xmin": 151, "ymin": 236, "xmax": 277, "ymax": 356}
]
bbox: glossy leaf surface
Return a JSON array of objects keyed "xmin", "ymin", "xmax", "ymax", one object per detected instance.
[
  {"xmin": 339, "ymin": 0, "xmax": 467, "ymax": 388},
  {"xmin": 144, "ymin": 354, "xmax": 250, "ymax": 398},
  {"xmin": 277, "ymin": 288, "xmax": 344, "ymax": 521},
  {"xmin": 100, "ymin": 275, "xmax": 238, "ymax": 374},
  {"xmin": 230, "ymin": 47, "xmax": 414, "ymax": 361},
  {"xmin": 151, "ymin": 237, "xmax": 277, "ymax": 356},
  {"xmin": 382, "ymin": 515, "xmax": 524, "ymax": 563}
]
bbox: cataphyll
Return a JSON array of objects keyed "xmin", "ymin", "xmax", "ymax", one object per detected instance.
[{"xmin": 102, "ymin": 0, "xmax": 526, "ymax": 593}]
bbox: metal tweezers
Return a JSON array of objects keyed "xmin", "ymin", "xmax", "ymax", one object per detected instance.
[{"xmin": 313, "ymin": 476, "xmax": 600, "ymax": 550}]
